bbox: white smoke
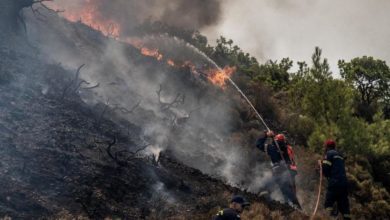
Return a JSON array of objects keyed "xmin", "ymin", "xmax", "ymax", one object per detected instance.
[
  {"xmin": 203, "ymin": 0, "xmax": 390, "ymax": 74},
  {"xmin": 24, "ymin": 6, "xmax": 273, "ymax": 198}
]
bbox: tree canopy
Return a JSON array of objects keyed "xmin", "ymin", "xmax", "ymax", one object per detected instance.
[{"xmin": 339, "ymin": 56, "xmax": 390, "ymax": 121}]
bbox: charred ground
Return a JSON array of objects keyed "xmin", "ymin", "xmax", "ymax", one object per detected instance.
[{"xmin": 0, "ymin": 20, "xmax": 306, "ymax": 219}]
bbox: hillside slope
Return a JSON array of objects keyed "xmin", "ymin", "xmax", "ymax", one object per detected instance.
[{"xmin": 0, "ymin": 12, "xmax": 307, "ymax": 220}]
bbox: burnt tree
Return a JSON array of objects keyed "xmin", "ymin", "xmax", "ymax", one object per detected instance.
[
  {"xmin": 0, "ymin": 0, "xmax": 53, "ymax": 36},
  {"xmin": 0, "ymin": 0, "xmax": 32, "ymax": 34}
]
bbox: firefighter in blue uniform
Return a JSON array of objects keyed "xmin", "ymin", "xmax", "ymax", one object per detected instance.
[
  {"xmin": 321, "ymin": 140, "xmax": 351, "ymax": 219},
  {"xmin": 213, "ymin": 195, "xmax": 250, "ymax": 220},
  {"xmin": 256, "ymin": 131, "xmax": 301, "ymax": 208},
  {"xmin": 274, "ymin": 133, "xmax": 298, "ymax": 194}
]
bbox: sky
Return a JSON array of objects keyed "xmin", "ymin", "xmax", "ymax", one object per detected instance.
[{"xmin": 202, "ymin": 0, "xmax": 390, "ymax": 74}]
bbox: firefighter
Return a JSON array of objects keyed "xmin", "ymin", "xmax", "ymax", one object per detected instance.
[
  {"xmin": 321, "ymin": 140, "xmax": 351, "ymax": 219},
  {"xmin": 213, "ymin": 195, "xmax": 250, "ymax": 220},
  {"xmin": 274, "ymin": 133, "xmax": 298, "ymax": 193},
  {"xmin": 256, "ymin": 130, "xmax": 301, "ymax": 209}
]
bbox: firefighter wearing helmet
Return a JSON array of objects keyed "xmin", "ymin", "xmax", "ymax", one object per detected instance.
[
  {"xmin": 274, "ymin": 134, "xmax": 298, "ymax": 194},
  {"xmin": 256, "ymin": 130, "xmax": 301, "ymax": 209},
  {"xmin": 321, "ymin": 140, "xmax": 351, "ymax": 219}
]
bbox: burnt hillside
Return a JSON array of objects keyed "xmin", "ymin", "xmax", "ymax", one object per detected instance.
[
  {"xmin": 0, "ymin": 7, "xmax": 309, "ymax": 219},
  {"xmin": 0, "ymin": 45, "xmax": 305, "ymax": 219}
]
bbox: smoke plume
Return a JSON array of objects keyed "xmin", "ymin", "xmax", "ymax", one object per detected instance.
[
  {"xmin": 203, "ymin": 0, "xmax": 390, "ymax": 73},
  {"xmin": 24, "ymin": 4, "xmax": 277, "ymax": 203},
  {"xmin": 47, "ymin": 0, "xmax": 222, "ymax": 36}
]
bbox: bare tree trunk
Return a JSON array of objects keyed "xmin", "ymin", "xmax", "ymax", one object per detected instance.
[{"xmin": 0, "ymin": 0, "xmax": 34, "ymax": 36}]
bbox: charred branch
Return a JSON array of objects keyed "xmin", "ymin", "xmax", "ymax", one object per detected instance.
[
  {"xmin": 61, "ymin": 64, "xmax": 99, "ymax": 99},
  {"xmin": 30, "ymin": 0, "xmax": 64, "ymax": 19},
  {"xmin": 156, "ymin": 84, "xmax": 185, "ymax": 111},
  {"xmin": 61, "ymin": 64, "xmax": 85, "ymax": 99},
  {"xmin": 73, "ymin": 80, "xmax": 90, "ymax": 92},
  {"xmin": 115, "ymin": 143, "xmax": 150, "ymax": 161},
  {"xmin": 80, "ymin": 83, "xmax": 100, "ymax": 90},
  {"xmin": 33, "ymin": 0, "xmax": 64, "ymax": 13},
  {"xmin": 102, "ymin": 135, "xmax": 151, "ymax": 166},
  {"xmin": 73, "ymin": 80, "xmax": 100, "ymax": 92},
  {"xmin": 112, "ymin": 100, "xmax": 141, "ymax": 114},
  {"xmin": 95, "ymin": 99, "xmax": 141, "ymax": 128},
  {"xmin": 105, "ymin": 136, "xmax": 116, "ymax": 161},
  {"xmin": 104, "ymin": 136, "xmax": 127, "ymax": 167}
]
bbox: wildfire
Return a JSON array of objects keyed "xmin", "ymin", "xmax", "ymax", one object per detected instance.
[
  {"xmin": 47, "ymin": 1, "xmax": 120, "ymax": 38},
  {"xmin": 45, "ymin": 2, "xmax": 236, "ymax": 89},
  {"xmin": 141, "ymin": 48, "xmax": 163, "ymax": 61},
  {"xmin": 206, "ymin": 66, "xmax": 236, "ymax": 88},
  {"xmin": 182, "ymin": 61, "xmax": 196, "ymax": 72},
  {"xmin": 167, "ymin": 59, "xmax": 175, "ymax": 66}
]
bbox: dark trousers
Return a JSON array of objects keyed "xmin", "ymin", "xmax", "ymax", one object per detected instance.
[
  {"xmin": 273, "ymin": 166, "xmax": 301, "ymax": 208},
  {"xmin": 325, "ymin": 185, "xmax": 351, "ymax": 219},
  {"xmin": 289, "ymin": 169, "xmax": 298, "ymax": 195}
]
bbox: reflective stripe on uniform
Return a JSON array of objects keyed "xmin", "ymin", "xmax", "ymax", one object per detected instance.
[
  {"xmin": 343, "ymin": 214, "xmax": 352, "ymax": 218},
  {"xmin": 323, "ymin": 160, "xmax": 332, "ymax": 166},
  {"xmin": 326, "ymin": 207, "xmax": 333, "ymax": 212},
  {"xmin": 334, "ymin": 155, "xmax": 344, "ymax": 160},
  {"xmin": 217, "ymin": 210, "xmax": 224, "ymax": 216},
  {"xmin": 272, "ymin": 162, "xmax": 280, "ymax": 168}
]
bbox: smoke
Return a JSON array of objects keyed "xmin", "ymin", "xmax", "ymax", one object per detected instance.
[
  {"xmin": 47, "ymin": 0, "xmax": 222, "ymax": 35},
  {"xmin": 19, "ymin": 0, "xmax": 390, "ymax": 208},
  {"xmin": 24, "ymin": 5, "xmax": 275, "ymax": 202},
  {"xmin": 203, "ymin": 0, "xmax": 390, "ymax": 73}
]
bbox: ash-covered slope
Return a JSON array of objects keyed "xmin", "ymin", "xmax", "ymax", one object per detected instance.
[
  {"xmin": 24, "ymin": 8, "xmax": 273, "ymax": 194},
  {"xmin": 0, "ymin": 46, "xmax": 305, "ymax": 219},
  {"xmin": 0, "ymin": 5, "xmax": 308, "ymax": 219}
]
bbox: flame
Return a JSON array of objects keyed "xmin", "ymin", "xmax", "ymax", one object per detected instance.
[
  {"xmin": 140, "ymin": 48, "xmax": 163, "ymax": 61},
  {"xmin": 206, "ymin": 66, "xmax": 236, "ymax": 88},
  {"xmin": 182, "ymin": 61, "xmax": 196, "ymax": 71},
  {"xmin": 167, "ymin": 59, "xmax": 175, "ymax": 66},
  {"xmin": 47, "ymin": 1, "xmax": 120, "ymax": 38},
  {"xmin": 45, "ymin": 3, "xmax": 236, "ymax": 89}
]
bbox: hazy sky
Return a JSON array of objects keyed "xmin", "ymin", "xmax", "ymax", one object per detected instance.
[{"xmin": 202, "ymin": 0, "xmax": 390, "ymax": 73}]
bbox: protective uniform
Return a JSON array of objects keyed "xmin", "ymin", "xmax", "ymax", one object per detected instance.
[
  {"xmin": 213, "ymin": 208, "xmax": 241, "ymax": 220},
  {"xmin": 256, "ymin": 133, "xmax": 301, "ymax": 208},
  {"xmin": 277, "ymin": 140, "xmax": 298, "ymax": 193},
  {"xmin": 322, "ymin": 148, "xmax": 351, "ymax": 219},
  {"xmin": 213, "ymin": 195, "xmax": 249, "ymax": 220}
]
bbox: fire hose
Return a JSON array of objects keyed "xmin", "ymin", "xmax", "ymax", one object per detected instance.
[{"xmin": 311, "ymin": 160, "xmax": 323, "ymax": 220}]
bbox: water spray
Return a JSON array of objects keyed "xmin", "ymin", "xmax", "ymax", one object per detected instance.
[
  {"xmin": 183, "ymin": 41, "xmax": 271, "ymax": 131},
  {"xmin": 185, "ymin": 41, "xmax": 291, "ymax": 178}
]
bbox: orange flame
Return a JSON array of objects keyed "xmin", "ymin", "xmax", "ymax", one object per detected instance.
[
  {"xmin": 182, "ymin": 61, "xmax": 196, "ymax": 71},
  {"xmin": 167, "ymin": 59, "xmax": 175, "ymax": 66},
  {"xmin": 47, "ymin": 1, "xmax": 120, "ymax": 38},
  {"xmin": 141, "ymin": 48, "xmax": 163, "ymax": 61},
  {"xmin": 206, "ymin": 66, "xmax": 236, "ymax": 88},
  {"xmin": 46, "ymin": 3, "xmax": 236, "ymax": 89}
]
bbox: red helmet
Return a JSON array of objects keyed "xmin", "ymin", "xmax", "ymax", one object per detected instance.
[
  {"xmin": 324, "ymin": 139, "xmax": 336, "ymax": 149},
  {"xmin": 275, "ymin": 134, "xmax": 286, "ymax": 142}
]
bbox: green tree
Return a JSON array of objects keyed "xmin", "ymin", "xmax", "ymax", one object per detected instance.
[
  {"xmin": 256, "ymin": 58, "xmax": 293, "ymax": 91},
  {"xmin": 290, "ymin": 47, "xmax": 353, "ymax": 125},
  {"xmin": 339, "ymin": 56, "xmax": 390, "ymax": 121},
  {"xmin": 211, "ymin": 36, "xmax": 258, "ymax": 69}
]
